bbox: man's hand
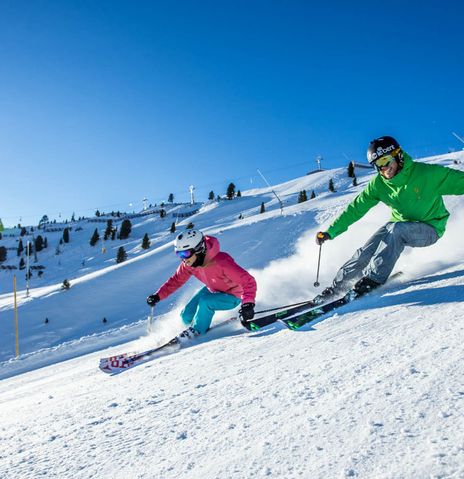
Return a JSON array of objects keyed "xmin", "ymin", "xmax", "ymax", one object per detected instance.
[
  {"xmin": 146, "ymin": 293, "xmax": 160, "ymax": 307},
  {"xmin": 240, "ymin": 302, "xmax": 255, "ymax": 321},
  {"xmin": 315, "ymin": 231, "xmax": 331, "ymax": 245}
]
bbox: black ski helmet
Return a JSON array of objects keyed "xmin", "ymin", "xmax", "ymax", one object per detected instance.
[{"xmin": 367, "ymin": 136, "xmax": 402, "ymax": 164}]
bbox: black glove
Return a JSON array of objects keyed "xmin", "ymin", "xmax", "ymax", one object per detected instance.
[
  {"xmin": 315, "ymin": 231, "xmax": 331, "ymax": 245},
  {"xmin": 146, "ymin": 293, "xmax": 160, "ymax": 307},
  {"xmin": 240, "ymin": 302, "xmax": 255, "ymax": 321}
]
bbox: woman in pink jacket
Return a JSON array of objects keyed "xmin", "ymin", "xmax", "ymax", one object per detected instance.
[{"xmin": 147, "ymin": 230, "xmax": 257, "ymax": 335}]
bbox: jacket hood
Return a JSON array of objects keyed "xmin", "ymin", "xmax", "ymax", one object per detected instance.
[{"xmin": 203, "ymin": 236, "xmax": 220, "ymax": 264}]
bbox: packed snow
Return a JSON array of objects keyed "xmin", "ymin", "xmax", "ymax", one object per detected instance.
[{"xmin": 1, "ymin": 152, "xmax": 464, "ymax": 478}]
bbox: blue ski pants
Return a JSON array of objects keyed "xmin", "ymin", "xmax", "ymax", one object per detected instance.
[
  {"xmin": 181, "ymin": 287, "xmax": 242, "ymax": 334},
  {"xmin": 332, "ymin": 221, "xmax": 439, "ymax": 290}
]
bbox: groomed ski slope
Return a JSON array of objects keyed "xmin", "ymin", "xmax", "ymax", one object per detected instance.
[
  {"xmin": 1, "ymin": 267, "xmax": 463, "ymax": 478},
  {"xmin": 1, "ymin": 152, "xmax": 464, "ymax": 478}
]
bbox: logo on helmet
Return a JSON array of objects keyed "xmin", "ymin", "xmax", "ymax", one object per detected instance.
[{"xmin": 369, "ymin": 144, "xmax": 396, "ymax": 161}]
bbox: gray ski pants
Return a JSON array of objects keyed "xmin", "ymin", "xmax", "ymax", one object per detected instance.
[{"xmin": 332, "ymin": 221, "xmax": 439, "ymax": 290}]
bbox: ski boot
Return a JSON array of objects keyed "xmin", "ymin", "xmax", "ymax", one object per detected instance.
[
  {"xmin": 352, "ymin": 276, "xmax": 381, "ymax": 297},
  {"xmin": 313, "ymin": 286, "xmax": 339, "ymax": 305},
  {"xmin": 175, "ymin": 326, "xmax": 200, "ymax": 344}
]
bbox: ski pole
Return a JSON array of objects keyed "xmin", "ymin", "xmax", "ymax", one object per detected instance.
[
  {"xmin": 147, "ymin": 306, "xmax": 155, "ymax": 333},
  {"xmin": 314, "ymin": 241, "xmax": 323, "ymax": 288}
]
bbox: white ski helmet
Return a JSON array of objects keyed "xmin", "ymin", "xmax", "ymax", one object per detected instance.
[{"xmin": 174, "ymin": 230, "xmax": 205, "ymax": 257}]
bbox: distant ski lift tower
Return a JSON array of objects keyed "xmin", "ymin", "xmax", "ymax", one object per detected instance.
[
  {"xmin": 316, "ymin": 155, "xmax": 323, "ymax": 171},
  {"xmin": 189, "ymin": 185, "xmax": 195, "ymax": 205},
  {"xmin": 142, "ymin": 198, "xmax": 148, "ymax": 210}
]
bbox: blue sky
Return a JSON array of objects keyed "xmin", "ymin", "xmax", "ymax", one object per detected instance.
[{"xmin": 1, "ymin": 1, "xmax": 463, "ymax": 227}]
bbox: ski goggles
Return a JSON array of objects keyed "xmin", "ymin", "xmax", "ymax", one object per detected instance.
[
  {"xmin": 176, "ymin": 248, "xmax": 196, "ymax": 259},
  {"xmin": 373, "ymin": 148, "xmax": 401, "ymax": 170}
]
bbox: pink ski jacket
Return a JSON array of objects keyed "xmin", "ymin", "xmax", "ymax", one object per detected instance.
[{"xmin": 156, "ymin": 236, "xmax": 257, "ymax": 304}]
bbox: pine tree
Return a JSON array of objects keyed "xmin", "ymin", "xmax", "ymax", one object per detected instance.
[
  {"xmin": 168, "ymin": 193, "xmax": 174, "ymax": 203},
  {"xmin": 119, "ymin": 219, "xmax": 132, "ymax": 239},
  {"xmin": 208, "ymin": 191, "xmax": 215, "ymax": 201},
  {"xmin": 170, "ymin": 222, "xmax": 176, "ymax": 233},
  {"xmin": 260, "ymin": 202, "xmax": 265, "ymax": 214},
  {"xmin": 310, "ymin": 190, "xmax": 316, "ymax": 199},
  {"xmin": 237, "ymin": 190, "xmax": 242, "ymax": 197},
  {"xmin": 90, "ymin": 228, "xmax": 100, "ymax": 246},
  {"xmin": 352, "ymin": 177, "xmax": 358, "ymax": 187},
  {"xmin": 160, "ymin": 209, "xmax": 166, "ymax": 219},
  {"xmin": 17, "ymin": 238, "xmax": 24, "ymax": 257},
  {"xmin": 62, "ymin": 228, "xmax": 70, "ymax": 244},
  {"xmin": 35, "ymin": 235, "xmax": 44, "ymax": 252},
  {"xmin": 116, "ymin": 246, "xmax": 127, "ymax": 263},
  {"xmin": 20, "ymin": 227, "xmax": 27, "ymax": 237},
  {"xmin": 95, "ymin": 210, "xmax": 101, "ymax": 217},
  {"xmin": 0, "ymin": 246, "xmax": 6, "ymax": 262},
  {"xmin": 104, "ymin": 220, "xmax": 113, "ymax": 240},
  {"xmin": 328, "ymin": 179, "xmax": 336, "ymax": 193},
  {"xmin": 226, "ymin": 183, "xmax": 236, "ymax": 200},
  {"xmin": 347, "ymin": 162, "xmax": 355, "ymax": 178},
  {"xmin": 142, "ymin": 233, "xmax": 150, "ymax": 250},
  {"xmin": 38, "ymin": 215, "xmax": 49, "ymax": 230},
  {"xmin": 298, "ymin": 190, "xmax": 308, "ymax": 203}
]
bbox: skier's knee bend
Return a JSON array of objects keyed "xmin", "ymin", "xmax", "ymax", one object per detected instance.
[
  {"xmin": 197, "ymin": 295, "xmax": 215, "ymax": 312},
  {"xmin": 386, "ymin": 221, "xmax": 407, "ymax": 235}
]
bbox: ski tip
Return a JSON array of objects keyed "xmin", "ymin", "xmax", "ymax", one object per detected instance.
[{"xmin": 99, "ymin": 363, "xmax": 113, "ymax": 374}]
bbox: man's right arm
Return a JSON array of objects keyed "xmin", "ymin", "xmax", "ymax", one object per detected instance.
[{"xmin": 326, "ymin": 182, "xmax": 380, "ymax": 240}]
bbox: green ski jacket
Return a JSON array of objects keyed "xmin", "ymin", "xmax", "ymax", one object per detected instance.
[{"xmin": 327, "ymin": 153, "xmax": 464, "ymax": 239}]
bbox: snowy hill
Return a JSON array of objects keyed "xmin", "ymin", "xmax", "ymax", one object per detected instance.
[{"xmin": 1, "ymin": 151, "xmax": 464, "ymax": 478}]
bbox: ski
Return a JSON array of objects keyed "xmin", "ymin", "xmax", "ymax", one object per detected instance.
[
  {"xmin": 240, "ymin": 299, "xmax": 317, "ymax": 331},
  {"xmin": 99, "ymin": 338, "xmax": 180, "ymax": 374},
  {"xmin": 243, "ymin": 290, "xmax": 359, "ymax": 331},
  {"xmin": 99, "ymin": 316, "xmax": 237, "ymax": 374},
  {"xmin": 243, "ymin": 272, "xmax": 403, "ymax": 332},
  {"xmin": 280, "ymin": 291, "xmax": 357, "ymax": 330}
]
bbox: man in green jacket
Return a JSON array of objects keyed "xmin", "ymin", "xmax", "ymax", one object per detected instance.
[{"xmin": 315, "ymin": 135, "xmax": 464, "ymax": 301}]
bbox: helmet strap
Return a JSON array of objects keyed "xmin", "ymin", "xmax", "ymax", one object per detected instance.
[{"xmin": 396, "ymin": 150, "xmax": 404, "ymax": 170}]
